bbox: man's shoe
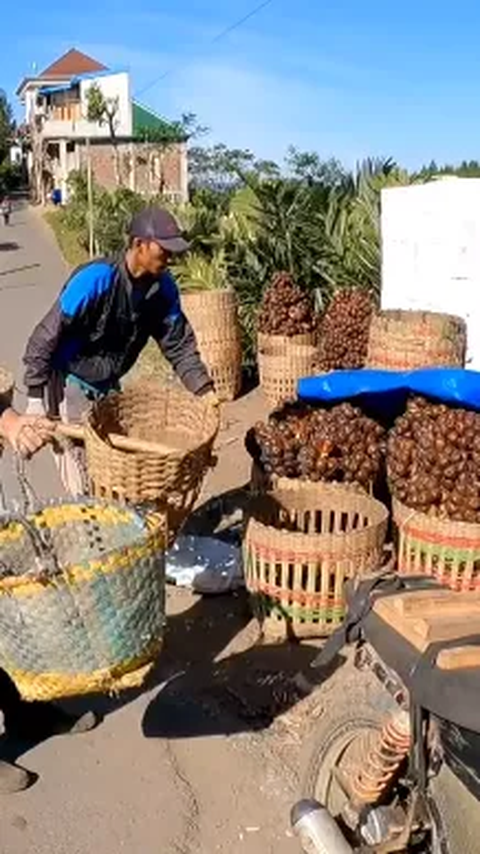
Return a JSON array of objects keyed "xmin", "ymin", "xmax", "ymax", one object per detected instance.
[{"xmin": 0, "ymin": 760, "xmax": 32, "ymax": 794}]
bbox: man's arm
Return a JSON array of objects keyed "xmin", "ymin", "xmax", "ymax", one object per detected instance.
[
  {"xmin": 23, "ymin": 261, "xmax": 114, "ymax": 403},
  {"xmin": 152, "ymin": 271, "xmax": 214, "ymax": 396},
  {"xmin": 23, "ymin": 301, "xmax": 66, "ymax": 401}
]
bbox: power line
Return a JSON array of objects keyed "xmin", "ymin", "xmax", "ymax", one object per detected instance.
[{"xmin": 134, "ymin": 0, "xmax": 275, "ymax": 98}]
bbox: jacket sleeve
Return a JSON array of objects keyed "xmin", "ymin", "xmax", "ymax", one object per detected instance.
[
  {"xmin": 152, "ymin": 271, "xmax": 214, "ymax": 396},
  {"xmin": 23, "ymin": 261, "xmax": 114, "ymax": 397}
]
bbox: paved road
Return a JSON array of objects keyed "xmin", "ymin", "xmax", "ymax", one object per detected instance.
[{"xmin": 0, "ymin": 206, "xmax": 298, "ymax": 854}]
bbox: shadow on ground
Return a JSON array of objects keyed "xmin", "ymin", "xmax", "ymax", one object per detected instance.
[
  {"xmin": 0, "ymin": 484, "xmax": 340, "ymax": 764},
  {"xmin": 0, "ymin": 263, "xmax": 40, "ymax": 277},
  {"xmin": 0, "ymin": 242, "xmax": 20, "ymax": 252}
]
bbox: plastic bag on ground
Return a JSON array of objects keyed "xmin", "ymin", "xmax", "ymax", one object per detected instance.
[{"xmin": 166, "ymin": 535, "xmax": 243, "ymax": 594}]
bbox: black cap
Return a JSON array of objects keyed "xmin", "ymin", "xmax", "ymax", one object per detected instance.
[{"xmin": 129, "ymin": 207, "xmax": 190, "ymax": 254}]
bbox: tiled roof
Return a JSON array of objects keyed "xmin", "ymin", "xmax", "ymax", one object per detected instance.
[{"xmin": 40, "ymin": 49, "xmax": 107, "ymax": 78}]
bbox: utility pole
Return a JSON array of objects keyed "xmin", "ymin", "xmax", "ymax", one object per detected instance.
[{"xmin": 86, "ymin": 135, "xmax": 94, "ymax": 258}]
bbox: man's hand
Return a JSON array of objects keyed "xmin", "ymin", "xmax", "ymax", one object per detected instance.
[{"xmin": 0, "ymin": 410, "xmax": 54, "ymax": 458}]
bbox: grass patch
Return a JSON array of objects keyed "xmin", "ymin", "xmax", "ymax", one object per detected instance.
[
  {"xmin": 43, "ymin": 209, "xmax": 88, "ymax": 268},
  {"xmin": 124, "ymin": 340, "xmax": 172, "ymax": 384}
]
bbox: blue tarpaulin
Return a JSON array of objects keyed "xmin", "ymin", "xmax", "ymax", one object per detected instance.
[{"xmin": 297, "ymin": 368, "xmax": 480, "ymax": 415}]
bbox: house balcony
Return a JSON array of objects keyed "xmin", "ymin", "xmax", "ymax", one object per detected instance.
[{"xmin": 41, "ymin": 116, "xmax": 113, "ymax": 141}]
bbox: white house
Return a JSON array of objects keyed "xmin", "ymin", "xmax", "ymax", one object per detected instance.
[{"xmin": 16, "ymin": 48, "xmax": 188, "ymax": 203}]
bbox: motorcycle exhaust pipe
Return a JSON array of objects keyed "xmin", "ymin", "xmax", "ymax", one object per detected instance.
[{"xmin": 291, "ymin": 799, "xmax": 354, "ymax": 854}]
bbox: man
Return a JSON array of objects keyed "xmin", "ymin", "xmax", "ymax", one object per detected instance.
[
  {"xmin": 23, "ymin": 206, "xmax": 217, "ymax": 495},
  {"xmin": 0, "ymin": 196, "xmax": 12, "ymax": 227},
  {"xmin": 0, "ymin": 383, "xmax": 97, "ymax": 794}
]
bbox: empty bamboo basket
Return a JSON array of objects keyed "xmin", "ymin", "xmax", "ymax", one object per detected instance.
[
  {"xmin": 85, "ymin": 381, "xmax": 219, "ymax": 543},
  {"xmin": 367, "ymin": 310, "xmax": 466, "ymax": 371},
  {"xmin": 394, "ymin": 499, "xmax": 480, "ymax": 592},
  {"xmin": 257, "ymin": 335, "xmax": 320, "ymax": 408},
  {"xmin": 244, "ymin": 480, "xmax": 388, "ymax": 639},
  {"xmin": 181, "ymin": 290, "xmax": 243, "ymax": 402}
]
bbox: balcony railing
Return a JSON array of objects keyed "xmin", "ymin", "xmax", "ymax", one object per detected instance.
[{"xmin": 47, "ymin": 102, "xmax": 82, "ymax": 122}]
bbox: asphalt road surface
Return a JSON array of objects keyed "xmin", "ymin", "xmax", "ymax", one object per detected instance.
[{"xmin": 0, "ymin": 205, "xmax": 298, "ymax": 854}]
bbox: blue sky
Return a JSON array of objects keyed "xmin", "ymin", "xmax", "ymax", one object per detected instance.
[{"xmin": 3, "ymin": 0, "xmax": 480, "ymax": 169}]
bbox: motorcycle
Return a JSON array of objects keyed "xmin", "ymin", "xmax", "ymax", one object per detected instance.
[{"xmin": 290, "ymin": 573, "xmax": 480, "ymax": 853}]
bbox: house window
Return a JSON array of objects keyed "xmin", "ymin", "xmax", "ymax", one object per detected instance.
[
  {"xmin": 66, "ymin": 141, "xmax": 75, "ymax": 153},
  {"xmin": 46, "ymin": 142, "xmax": 60, "ymax": 162}
]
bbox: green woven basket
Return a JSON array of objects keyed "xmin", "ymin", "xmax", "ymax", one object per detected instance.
[{"xmin": 0, "ymin": 498, "xmax": 166, "ymax": 701}]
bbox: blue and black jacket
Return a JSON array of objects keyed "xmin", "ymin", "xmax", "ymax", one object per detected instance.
[{"xmin": 23, "ymin": 257, "xmax": 213, "ymax": 398}]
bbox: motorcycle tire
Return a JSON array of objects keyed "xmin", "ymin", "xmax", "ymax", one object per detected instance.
[
  {"xmin": 302, "ymin": 658, "xmax": 480, "ymax": 853},
  {"xmin": 302, "ymin": 657, "xmax": 396, "ymax": 815}
]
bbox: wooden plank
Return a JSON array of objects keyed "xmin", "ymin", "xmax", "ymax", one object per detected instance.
[
  {"xmin": 373, "ymin": 598, "xmax": 428, "ymax": 651},
  {"xmin": 437, "ymin": 646, "xmax": 480, "ymax": 671},
  {"xmin": 374, "ymin": 597, "xmax": 480, "ymax": 651},
  {"xmin": 390, "ymin": 589, "xmax": 480, "ymax": 619},
  {"xmin": 411, "ymin": 615, "xmax": 480, "ymax": 643}
]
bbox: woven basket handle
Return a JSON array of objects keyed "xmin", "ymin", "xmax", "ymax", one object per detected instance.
[
  {"xmin": 4, "ymin": 456, "xmax": 59, "ymax": 575},
  {"xmin": 55, "ymin": 422, "xmax": 178, "ymax": 456},
  {"xmin": 14, "ymin": 454, "xmax": 40, "ymax": 515}
]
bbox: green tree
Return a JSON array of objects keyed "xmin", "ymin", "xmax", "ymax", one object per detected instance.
[
  {"xmin": 0, "ymin": 89, "xmax": 15, "ymax": 164},
  {"xmin": 86, "ymin": 83, "xmax": 121, "ymax": 185},
  {"xmin": 188, "ymin": 143, "xmax": 280, "ymax": 193},
  {"xmin": 285, "ymin": 146, "xmax": 346, "ymax": 187}
]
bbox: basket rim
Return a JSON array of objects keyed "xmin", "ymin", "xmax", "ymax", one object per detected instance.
[
  {"xmin": 247, "ymin": 481, "xmax": 389, "ymax": 543},
  {"xmin": 0, "ymin": 497, "xmax": 164, "ymax": 591},
  {"xmin": 245, "ymin": 514, "xmax": 387, "ymax": 545},
  {"xmin": 371, "ymin": 309, "xmax": 466, "ymax": 326},
  {"xmin": 87, "ymin": 382, "xmax": 219, "ymax": 458},
  {"xmin": 260, "ymin": 476, "xmax": 386, "ymax": 510},
  {"xmin": 393, "ymin": 497, "xmax": 480, "ymax": 536}
]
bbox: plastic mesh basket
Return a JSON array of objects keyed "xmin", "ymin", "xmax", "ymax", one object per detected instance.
[{"xmin": 0, "ymin": 498, "xmax": 166, "ymax": 701}]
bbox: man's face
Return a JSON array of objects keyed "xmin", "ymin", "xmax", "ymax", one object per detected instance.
[{"xmin": 135, "ymin": 239, "xmax": 171, "ymax": 276}]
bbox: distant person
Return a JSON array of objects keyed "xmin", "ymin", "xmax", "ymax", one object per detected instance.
[
  {"xmin": 0, "ymin": 196, "xmax": 12, "ymax": 226},
  {"xmin": 23, "ymin": 206, "xmax": 217, "ymax": 495}
]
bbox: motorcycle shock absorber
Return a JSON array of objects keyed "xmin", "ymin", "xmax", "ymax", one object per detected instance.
[{"xmin": 350, "ymin": 710, "xmax": 411, "ymax": 806}]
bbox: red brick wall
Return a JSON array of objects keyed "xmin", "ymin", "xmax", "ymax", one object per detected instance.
[{"xmin": 76, "ymin": 140, "xmax": 186, "ymax": 199}]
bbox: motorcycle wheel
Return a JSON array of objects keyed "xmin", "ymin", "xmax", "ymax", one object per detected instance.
[
  {"xmin": 302, "ymin": 659, "xmax": 480, "ymax": 853},
  {"xmin": 302, "ymin": 657, "xmax": 397, "ymax": 819}
]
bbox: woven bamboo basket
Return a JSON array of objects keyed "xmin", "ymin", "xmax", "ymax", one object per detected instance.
[
  {"xmin": 244, "ymin": 480, "xmax": 388, "ymax": 639},
  {"xmin": 257, "ymin": 338, "xmax": 320, "ymax": 408},
  {"xmin": 0, "ymin": 499, "xmax": 166, "ymax": 701},
  {"xmin": 181, "ymin": 290, "xmax": 243, "ymax": 402},
  {"xmin": 366, "ymin": 310, "xmax": 466, "ymax": 371},
  {"xmin": 394, "ymin": 498, "xmax": 480, "ymax": 591},
  {"xmin": 257, "ymin": 331, "xmax": 317, "ymax": 355},
  {"xmin": 84, "ymin": 381, "xmax": 219, "ymax": 544},
  {"xmin": 250, "ymin": 460, "xmax": 379, "ymax": 498}
]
